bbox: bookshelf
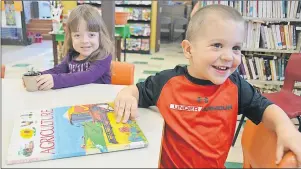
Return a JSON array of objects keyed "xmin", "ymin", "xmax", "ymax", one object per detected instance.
[
  {"xmin": 242, "ymin": 48, "xmax": 300, "ymax": 54},
  {"xmin": 115, "ymin": 1, "xmax": 152, "ymax": 54},
  {"xmin": 247, "ymin": 80, "xmax": 301, "ymax": 89},
  {"xmin": 199, "ymin": 0, "xmax": 301, "ymax": 93},
  {"xmin": 77, "ymin": 0, "xmax": 152, "ymax": 54},
  {"xmin": 243, "ymin": 17, "xmax": 301, "ymax": 23},
  {"xmin": 240, "ymin": 17, "xmax": 300, "ymax": 93}
]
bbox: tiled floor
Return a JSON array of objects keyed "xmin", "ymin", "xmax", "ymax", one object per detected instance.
[{"xmin": 2, "ymin": 40, "xmax": 244, "ymax": 166}]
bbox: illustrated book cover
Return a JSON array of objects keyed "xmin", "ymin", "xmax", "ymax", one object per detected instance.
[{"xmin": 6, "ymin": 102, "xmax": 148, "ymax": 165}]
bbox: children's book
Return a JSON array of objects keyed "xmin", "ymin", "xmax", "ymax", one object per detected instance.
[
  {"xmin": 5, "ymin": 1, "xmax": 17, "ymax": 26},
  {"xmin": 6, "ymin": 103, "xmax": 148, "ymax": 165}
]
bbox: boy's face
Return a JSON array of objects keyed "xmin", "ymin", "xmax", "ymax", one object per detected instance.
[{"xmin": 182, "ymin": 18, "xmax": 245, "ymax": 85}]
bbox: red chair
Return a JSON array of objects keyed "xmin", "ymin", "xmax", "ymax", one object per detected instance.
[
  {"xmin": 232, "ymin": 53, "xmax": 301, "ymax": 147},
  {"xmin": 262, "ymin": 53, "xmax": 301, "ymax": 132},
  {"xmin": 242, "ymin": 120, "xmax": 298, "ymax": 168},
  {"xmin": 1, "ymin": 65, "xmax": 5, "ymax": 78},
  {"xmin": 110, "ymin": 61, "xmax": 134, "ymax": 85}
]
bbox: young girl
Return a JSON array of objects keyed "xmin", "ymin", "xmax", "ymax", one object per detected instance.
[{"xmin": 35, "ymin": 4, "xmax": 114, "ymax": 90}]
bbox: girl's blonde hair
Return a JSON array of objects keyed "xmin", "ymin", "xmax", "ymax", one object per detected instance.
[{"xmin": 63, "ymin": 4, "xmax": 114, "ymax": 61}]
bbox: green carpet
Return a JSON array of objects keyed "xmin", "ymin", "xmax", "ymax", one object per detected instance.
[
  {"xmin": 225, "ymin": 162, "xmax": 243, "ymax": 168},
  {"xmin": 150, "ymin": 57, "xmax": 164, "ymax": 60},
  {"xmin": 133, "ymin": 61, "xmax": 148, "ymax": 64},
  {"xmin": 12, "ymin": 63, "xmax": 30, "ymax": 67},
  {"xmin": 143, "ymin": 70, "xmax": 160, "ymax": 75}
]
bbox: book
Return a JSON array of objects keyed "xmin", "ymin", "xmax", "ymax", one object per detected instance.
[
  {"xmin": 6, "ymin": 102, "xmax": 148, "ymax": 165},
  {"xmin": 198, "ymin": 0, "xmax": 301, "ymax": 19}
]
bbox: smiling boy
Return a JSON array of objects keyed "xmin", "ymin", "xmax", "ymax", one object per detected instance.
[{"xmin": 114, "ymin": 4, "xmax": 301, "ymax": 168}]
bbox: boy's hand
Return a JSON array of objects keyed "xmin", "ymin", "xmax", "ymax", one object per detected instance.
[
  {"xmin": 262, "ymin": 105, "xmax": 301, "ymax": 167},
  {"xmin": 276, "ymin": 128, "xmax": 301, "ymax": 167},
  {"xmin": 36, "ymin": 74, "xmax": 54, "ymax": 91},
  {"xmin": 114, "ymin": 88, "xmax": 138, "ymax": 123}
]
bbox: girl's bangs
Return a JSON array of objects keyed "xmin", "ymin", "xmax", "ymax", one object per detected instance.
[
  {"xmin": 85, "ymin": 15, "xmax": 100, "ymax": 32},
  {"xmin": 69, "ymin": 13, "xmax": 100, "ymax": 32}
]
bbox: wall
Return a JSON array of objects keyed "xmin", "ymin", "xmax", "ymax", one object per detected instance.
[
  {"xmin": 23, "ymin": 1, "xmax": 32, "ymax": 23},
  {"xmin": 1, "ymin": 3, "xmax": 23, "ymax": 40},
  {"xmin": 1, "ymin": 11, "xmax": 22, "ymax": 28},
  {"xmin": 1, "ymin": 1, "xmax": 27, "ymax": 45},
  {"xmin": 151, "ymin": 1, "xmax": 158, "ymax": 53},
  {"xmin": 61, "ymin": 1, "xmax": 77, "ymax": 15}
]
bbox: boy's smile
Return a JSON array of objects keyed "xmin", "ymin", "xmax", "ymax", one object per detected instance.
[
  {"xmin": 212, "ymin": 65, "xmax": 231, "ymax": 76},
  {"xmin": 182, "ymin": 17, "xmax": 245, "ymax": 85}
]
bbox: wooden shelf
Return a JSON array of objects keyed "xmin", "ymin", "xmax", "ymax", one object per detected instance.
[
  {"xmin": 122, "ymin": 50, "xmax": 150, "ymax": 54},
  {"xmin": 242, "ymin": 48, "xmax": 300, "ymax": 53},
  {"xmin": 115, "ymin": 4, "xmax": 151, "ymax": 7},
  {"xmin": 243, "ymin": 17, "xmax": 301, "ymax": 22},
  {"xmin": 127, "ymin": 19, "xmax": 151, "ymax": 23},
  {"xmin": 115, "ymin": 25, "xmax": 126, "ymax": 27},
  {"xmin": 247, "ymin": 80, "xmax": 301, "ymax": 88},
  {"xmin": 130, "ymin": 35, "xmax": 150, "ymax": 38},
  {"xmin": 77, "ymin": 2, "xmax": 101, "ymax": 6},
  {"xmin": 241, "ymin": 17, "xmax": 301, "ymax": 91}
]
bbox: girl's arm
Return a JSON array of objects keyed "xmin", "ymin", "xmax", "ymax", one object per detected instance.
[
  {"xmin": 51, "ymin": 55, "xmax": 112, "ymax": 89},
  {"xmin": 41, "ymin": 56, "xmax": 69, "ymax": 75}
]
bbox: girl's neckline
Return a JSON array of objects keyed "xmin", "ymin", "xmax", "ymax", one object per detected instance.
[
  {"xmin": 72, "ymin": 56, "xmax": 90, "ymax": 63},
  {"xmin": 68, "ymin": 51, "xmax": 91, "ymax": 63},
  {"xmin": 74, "ymin": 55, "xmax": 88, "ymax": 61}
]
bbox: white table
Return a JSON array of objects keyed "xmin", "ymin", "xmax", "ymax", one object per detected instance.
[{"xmin": 2, "ymin": 79, "xmax": 164, "ymax": 168}]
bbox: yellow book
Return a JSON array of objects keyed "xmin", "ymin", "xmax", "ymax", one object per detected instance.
[{"xmin": 6, "ymin": 102, "xmax": 148, "ymax": 165}]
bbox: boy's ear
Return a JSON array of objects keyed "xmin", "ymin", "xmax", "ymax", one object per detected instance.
[{"xmin": 181, "ymin": 40, "xmax": 192, "ymax": 59}]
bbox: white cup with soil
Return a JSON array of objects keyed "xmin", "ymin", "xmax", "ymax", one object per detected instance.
[{"xmin": 22, "ymin": 70, "xmax": 41, "ymax": 92}]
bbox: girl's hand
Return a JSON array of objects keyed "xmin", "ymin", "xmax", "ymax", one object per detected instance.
[{"xmin": 36, "ymin": 74, "xmax": 54, "ymax": 91}]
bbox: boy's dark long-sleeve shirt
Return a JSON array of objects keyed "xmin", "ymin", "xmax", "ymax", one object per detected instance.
[{"xmin": 136, "ymin": 65, "xmax": 272, "ymax": 168}]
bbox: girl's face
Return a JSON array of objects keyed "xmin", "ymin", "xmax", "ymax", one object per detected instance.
[{"xmin": 71, "ymin": 20, "xmax": 99, "ymax": 59}]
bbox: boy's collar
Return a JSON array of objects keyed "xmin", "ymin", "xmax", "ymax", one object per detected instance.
[{"xmin": 183, "ymin": 66, "xmax": 215, "ymax": 86}]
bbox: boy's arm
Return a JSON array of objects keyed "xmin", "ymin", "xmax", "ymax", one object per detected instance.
[
  {"xmin": 136, "ymin": 75, "xmax": 161, "ymax": 108},
  {"xmin": 41, "ymin": 56, "xmax": 69, "ymax": 75},
  {"xmin": 232, "ymin": 72, "xmax": 273, "ymax": 124},
  {"xmin": 261, "ymin": 104, "xmax": 301, "ymax": 166},
  {"xmin": 114, "ymin": 68, "xmax": 179, "ymax": 123},
  {"xmin": 114, "ymin": 85, "xmax": 139, "ymax": 123},
  {"xmin": 117, "ymin": 85, "xmax": 140, "ymax": 101},
  {"xmin": 262, "ymin": 105, "xmax": 296, "ymax": 133},
  {"xmin": 136, "ymin": 68, "xmax": 177, "ymax": 108},
  {"xmin": 51, "ymin": 55, "xmax": 112, "ymax": 89},
  {"xmin": 114, "ymin": 74, "xmax": 160, "ymax": 123}
]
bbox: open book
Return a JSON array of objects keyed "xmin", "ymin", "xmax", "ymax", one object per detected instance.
[{"xmin": 6, "ymin": 103, "xmax": 148, "ymax": 165}]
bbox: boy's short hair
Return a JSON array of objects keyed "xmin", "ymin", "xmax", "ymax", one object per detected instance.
[{"xmin": 186, "ymin": 4, "xmax": 245, "ymax": 41}]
